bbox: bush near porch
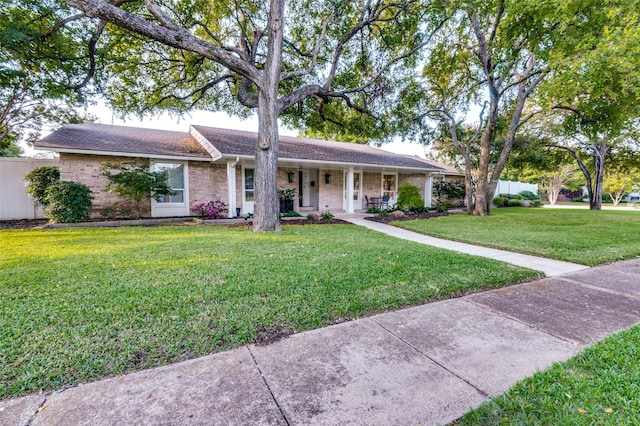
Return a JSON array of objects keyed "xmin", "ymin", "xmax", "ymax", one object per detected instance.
[{"xmin": 0, "ymin": 224, "xmax": 539, "ymax": 400}]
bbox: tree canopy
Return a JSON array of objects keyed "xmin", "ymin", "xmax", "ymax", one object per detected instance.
[{"xmin": 0, "ymin": 1, "xmax": 96, "ymax": 149}]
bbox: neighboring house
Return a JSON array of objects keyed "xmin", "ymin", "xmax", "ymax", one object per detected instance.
[
  {"xmin": 35, "ymin": 123, "xmax": 448, "ymax": 218},
  {"xmin": 623, "ymin": 192, "xmax": 640, "ymax": 203}
]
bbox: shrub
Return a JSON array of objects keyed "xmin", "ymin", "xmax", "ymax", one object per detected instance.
[
  {"xmin": 435, "ymin": 200, "xmax": 454, "ymax": 212},
  {"xmin": 44, "ymin": 181, "xmax": 92, "ymax": 223},
  {"xmin": 280, "ymin": 211, "xmax": 302, "ymax": 218},
  {"xmin": 306, "ymin": 213, "xmax": 319, "ymax": 221},
  {"xmin": 434, "ymin": 181, "xmax": 466, "ymax": 206},
  {"xmin": 507, "ymin": 199, "xmax": 523, "ymax": 207},
  {"xmin": 531, "ymin": 200, "xmax": 543, "ymax": 207},
  {"xmin": 519, "ymin": 190, "xmax": 540, "ymax": 201},
  {"xmin": 366, "ymin": 207, "xmax": 382, "ymax": 214},
  {"xmin": 410, "ymin": 206, "xmax": 430, "ymax": 214},
  {"xmin": 396, "ymin": 182, "xmax": 424, "ymax": 210},
  {"xmin": 503, "ymin": 193, "xmax": 523, "ymax": 200},
  {"xmin": 24, "ymin": 166, "xmax": 60, "ymax": 206},
  {"xmin": 320, "ymin": 211, "xmax": 334, "ymax": 221},
  {"xmin": 191, "ymin": 200, "xmax": 228, "ymax": 219},
  {"xmin": 492, "ymin": 196, "xmax": 507, "ymax": 207},
  {"xmin": 101, "ymin": 201, "xmax": 134, "ymax": 220}
]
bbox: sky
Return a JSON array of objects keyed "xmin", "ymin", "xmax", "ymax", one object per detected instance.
[{"xmin": 27, "ymin": 102, "xmax": 430, "ymax": 159}]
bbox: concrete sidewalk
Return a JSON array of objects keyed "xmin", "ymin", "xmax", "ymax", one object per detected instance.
[
  {"xmin": 2, "ymin": 258, "xmax": 639, "ymax": 426},
  {"xmin": 343, "ymin": 216, "xmax": 588, "ymax": 277}
]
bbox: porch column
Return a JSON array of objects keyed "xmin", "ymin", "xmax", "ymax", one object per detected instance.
[
  {"xmin": 227, "ymin": 160, "xmax": 237, "ymax": 218},
  {"xmin": 346, "ymin": 167, "xmax": 355, "ymax": 214},
  {"xmin": 425, "ymin": 173, "xmax": 433, "ymax": 208}
]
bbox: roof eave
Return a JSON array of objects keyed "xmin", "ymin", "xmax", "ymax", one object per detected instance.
[
  {"xmin": 189, "ymin": 126, "xmax": 222, "ymax": 160},
  {"xmin": 34, "ymin": 146, "xmax": 213, "ymax": 162},
  {"xmin": 219, "ymin": 154, "xmax": 444, "ymax": 173}
]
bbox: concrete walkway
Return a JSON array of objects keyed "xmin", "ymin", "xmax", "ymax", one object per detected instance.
[
  {"xmin": 343, "ymin": 216, "xmax": 588, "ymax": 277},
  {"xmin": 3, "ymin": 258, "xmax": 639, "ymax": 425}
]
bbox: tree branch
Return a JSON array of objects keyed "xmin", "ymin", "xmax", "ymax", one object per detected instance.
[{"xmin": 66, "ymin": 0, "xmax": 263, "ymax": 86}]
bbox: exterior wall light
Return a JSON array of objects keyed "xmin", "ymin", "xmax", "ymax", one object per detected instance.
[
  {"xmin": 287, "ymin": 172, "xmax": 295, "ymax": 183},
  {"xmin": 325, "ymin": 173, "xmax": 331, "ymax": 184}
]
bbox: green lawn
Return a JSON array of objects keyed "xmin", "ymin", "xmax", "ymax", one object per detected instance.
[
  {"xmin": 394, "ymin": 208, "xmax": 640, "ymax": 266},
  {"xmin": 457, "ymin": 324, "xmax": 640, "ymax": 425},
  {"xmin": 0, "ymin": 224, "xmax": 539, "ymax": 400}
]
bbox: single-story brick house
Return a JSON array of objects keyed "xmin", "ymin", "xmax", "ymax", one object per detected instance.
[{"xmin": 35, "ymin": 123, "xmax": 452, "ymax": 218}]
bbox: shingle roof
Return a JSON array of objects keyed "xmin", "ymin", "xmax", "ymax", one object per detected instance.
[
  {"xmin": 36, "ymin": 123, "xmax": 210, "ymax": 159},
  {"xmin": 36, "ymin": 122, "xmax": 445, "ymax": 171},
  {"xmin": 191, "ymin": 125, "xmax": 444, "ymax": 171}
]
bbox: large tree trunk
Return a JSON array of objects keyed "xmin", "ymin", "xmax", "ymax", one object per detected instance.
[
  {"xmin": 590, "ymin": 143, "xmax": 609, "ymax": 211},
  {"xmin": 252, "ymin": 0, "xmax": 284, "ymax": 232},
  {"xmin": 473, "ymin": 124, "xmax": 494, "ymax": 216},
  {"xmin": 253, "ymin": 92, "xmax": 281, "ymax": 232}
]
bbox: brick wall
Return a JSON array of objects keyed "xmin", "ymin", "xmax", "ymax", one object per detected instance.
[
  {"xmin": 318, "ymin": 168, "xmax": 343, "ymax": 211},
  {"xmin": 362, "ymin": 171, "xmax": 381, "ymax": 209},
  {"xmin": 399, "ymin": 173, "xmax": 426, "ymax": 202},
  {"xmin": 59, "ymin": 153, "xmax": 142, "ymax": 217},
  {"xmin": 189, "ymin": 162, "xmax": 227, "ymax": 206}
]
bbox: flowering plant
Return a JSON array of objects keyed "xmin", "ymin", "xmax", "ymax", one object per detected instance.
[{"xmin": 191, "ymin": 200, "xmax": 228, "ymax": 219}]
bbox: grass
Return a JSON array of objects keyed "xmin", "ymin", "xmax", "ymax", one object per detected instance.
[
  {"xmin": 0, "ymin": 224, "xmax": 539, "ymax": 400},
  {"xmin": 394, "ymin": 208, "xmax": 640, "ymax": 266},
  {"xmin": 457, "ymin": 324, "xmax": 640, "ymax": 425}
]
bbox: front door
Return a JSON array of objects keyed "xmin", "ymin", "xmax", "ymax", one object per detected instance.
[
  {"xmin": 299, "ymin": 169, "xmax": 318, "ymax": 208},
  {"xmin": 242, "ymin": 167, "xmax": 254, "ymax": 214}
]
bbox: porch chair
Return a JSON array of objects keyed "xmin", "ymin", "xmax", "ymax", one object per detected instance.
[{"xmin": 381, "ymin": 195, "xmax": 390, "ymax": 209}]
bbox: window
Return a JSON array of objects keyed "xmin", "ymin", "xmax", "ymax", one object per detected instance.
[
  {"xmin": 244, "ymin": 168, "xmax": 254, "ymax": 201},
  {"xmin": 382, "ymin": 174, "xmax": 396, "ymax": 199},
  {"xmin": 153, "ymin": 162, "xmax": 185, "ymax": 203}
]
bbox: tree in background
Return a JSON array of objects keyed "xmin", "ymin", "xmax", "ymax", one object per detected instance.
[
  {"xmin": 603, "ymin": 148, "xmax": 640, "ymax": 206},
  {"xmin": 56, "ymin": 0, "xmax": 437, "ymax": 231},
  {"xmin": 534, "ymin": 1, "xmax": 640, "ymax": 210},
  {"xmin": 500, "ymin": 132, "xmax": 583, "ymax": 205},
  {"xmin": 0, "ymin": 141, "xmax": 23, "ymax": 157},
  {"xmin": 396, "ymin": 0, "xmax": 553, "ymax": 216},
  {"xmin": 0, "ymin": 2, "xmax": 95, "ymax": 150},
  {"xmin": 102, "ymin": 162, "xmax": 176, "ymax": 219},
  {"xmin": 396, "ymin": 0, "xmax": 639, "ymax": 215}
]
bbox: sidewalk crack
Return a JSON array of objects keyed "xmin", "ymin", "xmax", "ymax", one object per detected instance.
[
  {"xmin": 247, "ymin": 346, "xmax": 290, "ymax": 426},
  {"xmin": 26, "ymin": 394, "xmax": 49, "ymax": 426},
  {"xmin": 370, "ymin": 318, "xmax": 490, "ymax": 399}
]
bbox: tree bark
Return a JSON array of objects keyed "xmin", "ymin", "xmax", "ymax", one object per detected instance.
[
  {"xmin": 472, "ymin": 118, "xmax": 494, "ymax": 216},
  {"xmin": 590, "ymin": 143, "xmax": 609, "ymax": 210},
  {"xmin": 252, "ymin": 0, "xmax": 284, "ymax": 232}
]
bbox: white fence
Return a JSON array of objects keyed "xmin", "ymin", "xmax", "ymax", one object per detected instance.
[
  {"xmin": 494, "ymin": 180, "xmax": 538, "ymax": 197},
  {"xmin": 0, "ymin": 157, "xmax": 59, "ymax": 220}
]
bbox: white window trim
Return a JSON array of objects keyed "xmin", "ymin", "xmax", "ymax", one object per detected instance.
[
  {"xmin": 150, "ymin": 161, "xmax": 189, "ymax": 217},
  {"xmin": 242, "ymin": 166, "xmax": 255, "ymax": 215}
]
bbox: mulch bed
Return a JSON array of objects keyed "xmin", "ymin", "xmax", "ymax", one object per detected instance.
[
  {"xmin": 364, "ymin": 211, "xmax": 450, "ymax": 224},
  {"xmin": 1, "ymin": 213, "xmax": 448, "ymax": 230},
  {"xmin": 0, "ymin": 217, "xmax": 352, "ymax": 230},
  {"xmin": 0, "ymin": 219, "xmax": 49, "ymax": 230}
]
